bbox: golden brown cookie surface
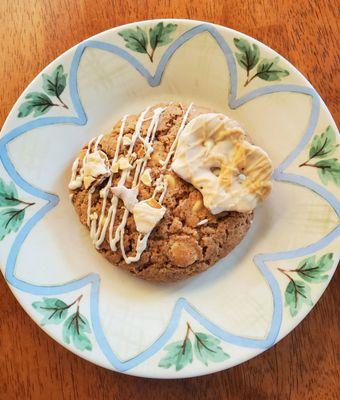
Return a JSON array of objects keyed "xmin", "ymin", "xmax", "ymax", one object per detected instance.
[{"xmin": 70, "ymin": 103, "xmax": 253, "ymax": 282}]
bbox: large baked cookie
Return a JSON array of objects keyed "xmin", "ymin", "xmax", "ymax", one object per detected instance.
[{"xmin": 69, "ymin": 103, "xmax": 257, "ymax": 282}]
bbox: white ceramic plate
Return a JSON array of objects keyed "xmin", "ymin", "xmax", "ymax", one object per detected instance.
[{"xmin": 0, "ymin": 19, "xmax": 339, "ymax": 378}]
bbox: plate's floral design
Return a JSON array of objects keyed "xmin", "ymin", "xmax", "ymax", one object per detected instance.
[
  {"xmin": 0, "ymin": 178, "xmax": 34, "ymax": 240},
  {"xmin": 119, "ymin": 22, "xmax": 177, "ymax": 62},
  {"xmin": 32, "ymin": 295, "xmax": 92, "ymax": 351},
  {"xmin": 278, "ymin": 253, "xmax": 335, "ymax": 317},
  {"xmin": 299, "ymin": 126, "xmax": 340, "ymax": 187},
  {"xmin": 18, "ymin": 65, "xmax": 68, "ymax": 118},
  {"xmin": 233, "ymin": 38, "xmax": 289, "ymax": 86},
  {"xmin": 158, "ymin": 322, "xmax": 229, "ymax": 371}
]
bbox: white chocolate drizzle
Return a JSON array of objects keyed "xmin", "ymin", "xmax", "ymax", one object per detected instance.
[
  {"xmin": 161, "ymin": 102, "xmax": 193, "ymax": 170},
  {"xmin": 69, "ymin": 104, "xmax": 192, "ymax": 263},
  {"xmin": 68, "ymin": 137, "xmax": 96, "ymax": 191},
  {"xmin": 69, "ymin": 158, "xmax": 82, "ymax": 190}
]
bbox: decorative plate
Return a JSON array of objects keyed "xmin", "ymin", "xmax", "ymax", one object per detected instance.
[{"xmin": 0, "ymin": 19, "xmax": 339, "ymax": 379}]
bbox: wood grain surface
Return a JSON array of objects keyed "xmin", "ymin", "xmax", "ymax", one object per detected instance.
[{"xmin": 0, "ymin": 1, "xmax": 339, "ymax": 399}]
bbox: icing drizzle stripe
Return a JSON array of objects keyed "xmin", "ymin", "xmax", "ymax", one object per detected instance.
[{"xmin": 71, "ymin": 104, "xmax": 192, "ymax": 263}]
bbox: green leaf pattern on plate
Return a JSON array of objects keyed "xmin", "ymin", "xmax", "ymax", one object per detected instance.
[
  {"xmin": 32, "ymin": 297, "xmax": 69, "ymax": 325},
  {"xmin": 255, "ymin": 57, "xmax": 289, "ymax": 81},
  {"xmin": 234, "ymin": 37, "xmax": 289, "ymax": 86},
  {"xmin": 63, "ymin": 313, "xmax": 92, "ymax": 351},
  {"xmin": 118, "ymin": 27, "xmax": 148, "ymax": 54},
  {"xmin": 284, "ymin": 280, "xmax": 313, "ymax": 317},
  {"xmin": 0, "ymin": 177, "xmax": 34, "ymax": 241},
  {"xmin": 299, "ymin": 126, "xmax": 340, "ymax": 187},
  {"xmin": 18, "ymin": 64, "xmax": 68, "ymax": 118},
  {"xmin": 158, "ymin": 340, "xmax": 193, "ymax": 371},
  {"xmin": 119, "ymin": 22, "xmax": 177, "ymax": 62},
  {"xmin": 32, "ymin": 294, "xmax": 92, "ymax": 352},
  {"xmin": 279, "ymin": 253, "xmax": 335, "ymax": 317},
  {"xmin": 0, "ymin": 178, "xmax": 20, "ymax": 206},
  {"xmin": 159, "ymin": 323, "xmax": 229, "ymax": 371},
  {"xmin": 234, "ymin": 38, "xmax": 260, "ymax": 74},
  {"xmin": 309, "ymin": 126, "xmax": 338, "ymax": 159},
  {"xmin": 194, "ymin": 332, "xmax": 229, "ymax": 366},
  {"xmin": 315, "ymin": 159, "xmax": 340, "ymax": 186},
  {"xmin": 149, "ymin": 22, "xmax": 177, "ymax": 49},
  {"xmin": 0, "ymin": 208, "xmax": 25, "ymax": 240},
  {"xmin": 42, "ymin": 65, "xmax": 67, "ymax": 99},
  {"xmin": 296, "ymin": 253, "xmax": 334, "ymax": 283},
  {"xmin": 18, "ymin": 92, "xmax": 54, "ymax": 118}
]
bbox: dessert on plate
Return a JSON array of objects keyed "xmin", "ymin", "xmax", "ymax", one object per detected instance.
[{"xmin": 69, "ymin": 103, "xmax": 273, "ymax": 282}]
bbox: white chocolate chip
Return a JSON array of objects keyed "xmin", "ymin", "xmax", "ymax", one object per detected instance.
[
  {"xmin": 83, "ymin": 176, "xmax": 95, "ymax": 189},
  {"xmin": 122, "ymin": 136, "xmax": 132, "ymax": 146},
  {"xmin": 111, "ymin": 162, "xmax": 119, "ymax": 173},
  {"xmin": 69, "ymin": 158, "xmax": 83, "ymax": 190},
  {"xmin": 132, "ymin": 198, "xmax": 166, "ymax": 234},
  {"xmin": 111, "ymin": 185, "xmax": 138, "ymax": 212},
  {"xmin": 83, "ymin": 150, "xmax": 110, "ymax": 189},
  {"xmin": 118, "ymin": 156, "xmax": 132, "ymax": 170},
  {"xmin": 141, "ymin": 168, "xmax": 153, "ymax": 186}
]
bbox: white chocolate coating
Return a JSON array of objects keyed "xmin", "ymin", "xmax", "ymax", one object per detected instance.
[{"xmin": 172, "ymin": 113, "xmax": 273, "ymax": 213}]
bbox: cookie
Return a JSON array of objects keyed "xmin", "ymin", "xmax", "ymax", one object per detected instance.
[{"xmin": 69, "ymin": 103, "xmax": 254, "ymax": 282}]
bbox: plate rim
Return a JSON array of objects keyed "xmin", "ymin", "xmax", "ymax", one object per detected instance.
[{"xmin": 0, "ymin": 18, "xmax": 338, "ymax": 379}]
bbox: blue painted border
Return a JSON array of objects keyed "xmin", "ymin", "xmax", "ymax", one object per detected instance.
[{"xmin": 0, "ymin": 23, "xmax": 339, "ymax": 372}]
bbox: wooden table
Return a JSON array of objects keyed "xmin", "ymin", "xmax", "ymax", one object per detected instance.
[{"xmin": 0, "ymin": 1, "xmax": 339, "ymax": 399}]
